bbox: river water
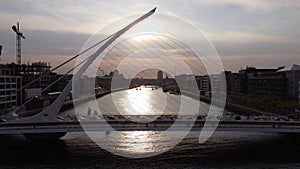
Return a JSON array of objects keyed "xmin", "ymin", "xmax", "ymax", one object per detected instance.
[{"xmin": 1, "ymin": 87, "xmax": 300, "ymax": 168}]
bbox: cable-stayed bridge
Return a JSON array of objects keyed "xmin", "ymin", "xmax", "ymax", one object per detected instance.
[{"xmin": 1, "ymin": 7, "xmax": 299, "ymax": 141}]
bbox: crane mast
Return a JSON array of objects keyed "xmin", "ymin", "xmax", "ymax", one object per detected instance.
[{"xmin": 12, "ymin": 22, "xmax": 25, "ymax": 65}]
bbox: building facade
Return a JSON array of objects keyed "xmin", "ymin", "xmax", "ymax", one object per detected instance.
[
  {"xmin": 229, "ymin": 73, "xmax": 242, "ymax": 94},
  {"xmin": 197, "ymin": 74, "xmax": 225, "ymax": 96},
  {"xmin": 247, "ymin": 71, "xmax": 287, "ymax": 98},
  {"xmin": 0, "ymin": 65, "xmax": 22, "ymax": 110},
  {"xmin": 157, "ymin": 70, "xmax": 163, "ymax": 83},
  {"xmin": 14, "ymin": 61, "xmax": 53, "ymax": 90},
  {"xmin": 298, "ymin": 81, "xmax": 300, "ymax": 104},
  {"xmin": 198, "ymin": 75, "xmax": 210, "ymax": 93},
  {"xmin": 0, "ymin": 62, "xmax": 57, "ymax": 111},
  {"xmin": 238, "ymin": 66, "xmax": 284, "ymax": 94},
  {"xmin": 284, "ymin": 64, "xmax": 300, "ymax": 101}
]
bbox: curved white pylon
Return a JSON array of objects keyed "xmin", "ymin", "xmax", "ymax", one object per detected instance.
[{"xmin": 7, "ymin": 8, "xmax": 156, "ymax": 123}]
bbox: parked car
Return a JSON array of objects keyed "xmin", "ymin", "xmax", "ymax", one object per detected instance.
[
  {"xmin": 234, "ymin": 116, "xmax": 241, "ymax": 120},
  {"xmin": 254, "ymin": 116, "xmax": 260, "ymax": 120},
  {"xmin": 274, "ymin": 117, "xmax": 281, "ymax": 121},
  {"xmin": 281, "ymin": 116, "xmax": 290, "ymax": 121}
]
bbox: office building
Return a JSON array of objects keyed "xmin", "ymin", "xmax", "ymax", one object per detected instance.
[{"xmin": 0, "ymin": 64, "xmax": 22, "ymax": 110}]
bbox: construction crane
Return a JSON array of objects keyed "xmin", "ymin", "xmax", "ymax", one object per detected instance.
[
  {"xmin": 0, "ymin": 44, "xmax": 2, "ymax": 62},
  {"xmin": 12, "ymin": 22, "xmax": 25, "ymax": 65}
]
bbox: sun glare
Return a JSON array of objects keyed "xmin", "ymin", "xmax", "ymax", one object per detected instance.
[{"xmin": 131, "ymin": 34, "xmax": 156, "ymax": 42}]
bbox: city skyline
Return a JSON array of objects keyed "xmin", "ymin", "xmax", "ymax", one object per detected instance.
[{"xmin": 0, "ymin": 0, "xmax": 299, "ymax": 74}]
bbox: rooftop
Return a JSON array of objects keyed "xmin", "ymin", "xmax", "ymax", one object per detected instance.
[{"xmin": 279, "ymin": 64, "xmax": 300, "ymax": 72}]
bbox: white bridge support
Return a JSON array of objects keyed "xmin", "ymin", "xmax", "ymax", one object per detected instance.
[{"xmin": 6, "ymin": 8, "xmax": 156, "ymax": 124}]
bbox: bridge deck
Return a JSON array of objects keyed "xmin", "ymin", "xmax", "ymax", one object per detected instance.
[{"xmin": 1, "ymin": 120, "xmax": 300, "ymax": 134}]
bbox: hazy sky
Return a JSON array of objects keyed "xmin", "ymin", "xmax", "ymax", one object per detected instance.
[{"xmin": 0, "ymin": 0, "xmax": 299, "ymax": 74}]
